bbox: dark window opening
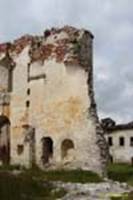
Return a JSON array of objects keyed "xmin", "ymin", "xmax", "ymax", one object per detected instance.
[
  {"xmin": 131, "ymin": 157, "xmax": 133, "ymax": 166},
  {"xmin": 26, "ymin": 101, "xmax": 30, "ymax": 108},
  {"xmin": 8, "ymin": 69, "xmax": 13, "ymax": 92},
  {"xmin": 41, "ymin": 137, "xmax": 53, "ymax": 165},
  {"xmin": 17, "ymin": 145, "xmax": 24, "ymax": 155},
  {"xmin": 0, "ymin": 115, "xmax": 10, "ymax": 164},
  {"xmin": 130, "ymin": 137, "xmax": 133, "ymax": 146},
  {"xmin": 108, "ymin": 137, "xmax": 113, "ymax": 146},
  {"xmin": 27, "ymin": 88, "xmax": 30, "ymax": 95},
  {"xmin": 110, "ymin": 155, "xmax": 113, "ymax": 163},
  {"xmin": 27, "ymin": 63, "xmax": 30, "ymax": 82},
  {"xmin": 119, "ymin": 137, "xmax": 124, "ymax": 146}
]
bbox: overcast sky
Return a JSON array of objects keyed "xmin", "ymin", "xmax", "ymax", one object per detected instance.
[{"xmin": 0, "ymin": 0, "xmax": 133, "ymax": 123}]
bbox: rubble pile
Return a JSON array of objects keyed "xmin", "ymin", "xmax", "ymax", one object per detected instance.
[{"xmin": 55, "ymin": 180, "xmax": 133, "ymax": 200}]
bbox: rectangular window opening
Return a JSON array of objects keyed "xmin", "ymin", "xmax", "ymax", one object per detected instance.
[
  {"xmin": 27, "ymin": 88, "xmax": 30, "ymax": 95},
  {"xmin": 26, "ymin": 100, "xmax": 30, "ymax": 108},
  {"xmin": 130, "ymin": 137, "xmax": 133, "ymax": 146},
  {"xmin": 119, "ymin": 137, "xmax": 124, "ymax": 146},
  {"xmin": 108, "ymin": 137, "xmax": 113, "ymax": 146}
]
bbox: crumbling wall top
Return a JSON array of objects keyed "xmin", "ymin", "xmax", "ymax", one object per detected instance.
[
  {"xmin": 29, "ymin": 26, "xmax": 93, "ymax": 70},
  {"xmin": 0, "ymin": 26, "xmax": 93, "ymax": 70},
  {"xmin": 0, "ymin": 35, "xmax": 33, "ymax": 55}
]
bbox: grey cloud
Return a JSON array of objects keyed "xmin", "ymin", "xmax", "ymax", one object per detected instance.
[{"xmin": 0, "ymin": 0, "xmax": 133, "ymax": 123}]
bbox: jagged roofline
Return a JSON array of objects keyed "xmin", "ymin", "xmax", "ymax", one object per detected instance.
[
  {"xmin": 0, "ymin": 25, "xmax": 94, "ymax": 72},
  {"xmin": 0, "ymin": 25, "xmax": 93, "ymax": 55}
]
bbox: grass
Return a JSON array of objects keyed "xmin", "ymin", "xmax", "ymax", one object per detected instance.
[
  {"xmin": 107, "ymin": 163, "xmax": 133, "ymax": 200},
  {"xmin": 23, "ymin": 167, "xmax": 102, "ymax": 183},
  {"xmin": 1, "ymin": 163, "xmax": 133, "ymax": 200},
  {"xmin": 0, "ymin": 164, "xmax": 25, "ymax": 171},
  {"xmin": 110, "ymin": 192, "xmax": 133, "ymax": 200},
  {"xmin": 107, "ymin": 163, "xmax": 133, "ymax": 184},
  {"xmin": 0, "ymin": 165, "xmax": 102, "ymax": 200},
  {"xmin": 0, "ymin": 171, "xmax": 66, "ymax": 200}
]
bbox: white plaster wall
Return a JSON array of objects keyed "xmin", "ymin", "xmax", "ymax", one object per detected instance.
[
  {"xmin": 106, "ymin": 129, "xmax": 133, "ymax": 163},
  {"xmin": 9, "ymin": 31, "xmax": 104, "ymax": 174},
  {"xmin": 10, "ymin": 47, "xmax": 30, "ymax": 166},
  {"xmin": 28, "ymin": 59, "xmax": 102, "ymax": 174}
]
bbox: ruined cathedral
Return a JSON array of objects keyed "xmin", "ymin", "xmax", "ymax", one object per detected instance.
[{"xmin": 0, "ymin": 26, "xmax": 107, "ymax": 175}]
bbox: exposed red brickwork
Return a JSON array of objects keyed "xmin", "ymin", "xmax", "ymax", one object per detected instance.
[
  {"xmin": 30, "ymin": 44, "xmax": 54, "ymax": 63},
  {"xmin": 0, "ymin": 26, "xmax": 92, "ymax": 69},
  {"xmin": 11, "ymin": 35, "xmax": 33, "ymax": 54},
  {"xmin": 29, "ymin": 26, "xmax": 82, "ymax": 64},
  {"xmin": 54, "ymin": 44, "xmax": 68, "ymax": 62},
  {"xmin": 0, "ymin": 35, "xmax": 32, "ymax": 55},
  {"xmin": 0, "ymin": 43, "xmax": 9, "ymax": 54}
]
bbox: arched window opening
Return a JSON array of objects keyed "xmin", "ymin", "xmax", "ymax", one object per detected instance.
[
  {"xmin": 0, "ymin": 115, "xmax": 10, "ymax": 164},
  {"xmin": 41, "ymin": 137, "xmax": 53, "ymax": 165},
  {"xmin": 17, "ymin": 144, "xmax": 24, "ymax": 155},
  {"xmin": 61, "ymin": 139, "xmax": 74, "ymax": 159}
]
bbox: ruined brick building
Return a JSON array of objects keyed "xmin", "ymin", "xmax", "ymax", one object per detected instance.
[{"xmin": 0, "ymin": 26, "xmax": 107, "ymax": 175}]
